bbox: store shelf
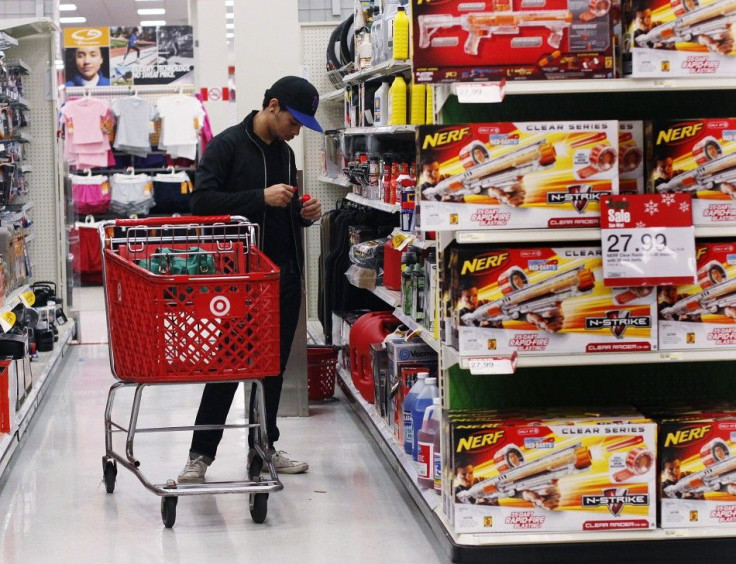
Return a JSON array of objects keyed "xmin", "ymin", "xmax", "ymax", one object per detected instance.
[
  {"xmin": 320, "ymin": 87, "xmax": 345, "ymax": 103},
  {"xmin": 342, "ymin": 59, "xmax": 412, "ymax": 85},
  {"xmin": 0, "ymin": 31, "xmax": 19, "ymax": 50},
  {"xmin": 343, "ymin": 124, "xmax": 416, "ymax": 136},
  {"xmin": 0, "ymin": 320, "xmax": 74, "ymax": 478},
  {"xmin": 452, "ymin": 226, "xmax": 736, "ymax": 245},
  {"xmin": 345, "ymin": 192, "xmax": 400, "ymax": 214},
  {"xmin": 318, "ymin": 174, "xmax": 353, "ymax": 189},
  {"xmin": 392, "ymin": 308, "xmax": 440, "ymax": 353},
  {"xmin": 503, "ymin": 77, "xmax": 736, "ymax": 96},
  {"xmin": 370, "ymin": 284, "xmax": 401, "ymax": 307},
  {"xmin": 337, "ymin": 366, "xmax": 439, "ymax": 511},
  {"xmin": 6, "ymin": 59, "xmax": 30, "ymax": 75},
  {"xmin": 444, "ymin": 344, "xmax": 736, "ymax": 372},
  {"xmin": 0, "ymin": 18, "xmax": 60, "ymax": 38}
]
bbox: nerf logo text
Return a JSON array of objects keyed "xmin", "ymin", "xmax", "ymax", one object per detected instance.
[
  {"xmin": 456, "ymin": 430, "xmax": 505, "ymax": 453},
  {"xmin": 664, "ymin": 425, "xmax": 712, "ymax": 447},
  {"xmin": 656, "ymin": 123, "xmax": 704, "ymax": 146},
  {"xmin": 422, "ymin": 127, "xmax": 471, "ymax": 150},
  {"xmin": 461, "ymin": 253, "xmax": 509, "ymax": 275},
  {"xmin": 582, "ymin": 489, "xmax": 649, "ymax": 517}
]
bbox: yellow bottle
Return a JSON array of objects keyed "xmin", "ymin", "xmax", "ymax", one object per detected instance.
[
  {"xmin": 425, "ymin": 85, "xmax": 434, "ymax": 125},
  {"xmin": 410, "ymin": 81, "xmax": 426, "ymax": 126},
  {"xmin": 388, "ymin": 75, "xmax": 407, "ymax": 126},
  {"xmin": 392, "ymin": 6, "xmax": 409, "ymax": 61}
]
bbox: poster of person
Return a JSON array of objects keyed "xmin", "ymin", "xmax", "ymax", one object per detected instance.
[
  {"xmin": 63, "ymin": 27, "xmax": 111, "ymax": 87},
  {"xmin": 64, "ymin": 25, "xmax": 194, "ymax": 87}
]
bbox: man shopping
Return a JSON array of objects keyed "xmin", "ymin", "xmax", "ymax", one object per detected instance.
[{"xmin": 179, "ymin": 76, "xmax": 323, "ymax": 482}]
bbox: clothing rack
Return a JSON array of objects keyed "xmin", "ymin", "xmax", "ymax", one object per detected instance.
[{"xmin": 63, "ymin": 84, "xmax": 195, "ymax": 99}]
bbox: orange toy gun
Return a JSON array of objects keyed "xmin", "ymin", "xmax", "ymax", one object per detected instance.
[{"xmin": 418, "ymin": 10, "xmax": 573, "ymax": 55}]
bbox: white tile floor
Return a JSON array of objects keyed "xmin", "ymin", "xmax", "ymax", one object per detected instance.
[{"xmin": 0, "ymin": 287, "xmax": 449, "ymax": 563}]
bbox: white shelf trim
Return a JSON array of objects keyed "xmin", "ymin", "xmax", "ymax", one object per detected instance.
[{"xmin": 345, "ymin": 192, "xmax": 400, "ymax": 214}]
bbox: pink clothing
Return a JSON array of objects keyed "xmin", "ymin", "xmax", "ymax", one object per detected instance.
[{"xmin": 61, "ymin": 98, "xmax": 111, "ymax": 145}]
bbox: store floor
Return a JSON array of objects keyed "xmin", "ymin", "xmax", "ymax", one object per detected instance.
[{"xmin": 0, "ymin": 288, "xmax": 448, "ymax": 563}]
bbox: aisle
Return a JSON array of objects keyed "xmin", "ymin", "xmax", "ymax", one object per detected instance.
[{"xmin": 0, "ymin": 344, "xmax": 447, "ymax": 563}]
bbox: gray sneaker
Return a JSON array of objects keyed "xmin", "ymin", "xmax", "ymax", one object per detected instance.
[
  {"xmin": 264, "ymin": 449, "xmax": 308, "ymax": 474},
  {"xmin": 178, "ymin": 455, "xmax": 208, "ymax": 483}
]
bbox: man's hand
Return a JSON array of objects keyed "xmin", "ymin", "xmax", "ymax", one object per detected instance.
[
  {"xmin": 698, "ymin": 29, "xmax": 734, "ymax": 55},
  {"xmin": 527, "ymin": 309, "xmax": 565, "ymax": 333},
  {"xmin": 522, "ymin": 480, "xmax": 561, "ymax": 511},
  {"xmin": 301, "ymin": 195, "xmax": 322, "ymax": 221},
  {"xmin": 264, "ymin": 183, "xmax": 296, "ymax": 207},
  {"xmin": 487, "ymin": 184, "xmax": 526, "ymax": 207}
]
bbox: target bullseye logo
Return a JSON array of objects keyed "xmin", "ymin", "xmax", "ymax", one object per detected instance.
[{"xmin": 209, "ymin": 295, "xmax": 231, "ymax": 316}]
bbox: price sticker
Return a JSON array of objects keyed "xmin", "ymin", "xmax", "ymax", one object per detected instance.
[
  {"xmin": 19, "ymin": 290, "xmax": 35, "ymax": 307},
  {"xmin": 465, "ymin": 352, "xmax": 517, "ymax": 375},
  {"xmin": 455, "ymin": 80, "xmax": 506, "ymax": 104},
  {"xmin": 601, "ymin": 194, "xmax": 697, "ymax": 286},
  {"xmin": 0, "ymin": 311, "xmax": 16, "ymax": 332}
]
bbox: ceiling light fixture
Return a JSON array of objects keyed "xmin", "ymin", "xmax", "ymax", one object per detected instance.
[
  {"xmin": 226, "ymin": 13, "xmax": 234, "ymax": 19},
  {"xmin": 225, "ymin": 23, "xmax": 234, "ymax": 29},
  {"xmin": 58, "ymin": 4, "xmax": 78, "ymax": 11},
  {"xmin": 137, "ymin": 8, "xmax": 166, "ymax": 15},
  {"xmin": 59, "ymin": 16, "xmax": 87, "ymax": 23},
  {"xmin": 140, "ymin": 20, "xmax": 167, "ymax": 26}
]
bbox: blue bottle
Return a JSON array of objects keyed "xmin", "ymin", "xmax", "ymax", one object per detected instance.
[
  {"xmin": 412, "ymin": 377, "xmax": 439, "ymax": 461},
  {"xmin": 403, "ymin": 372, "xmax": 427, "ymax": 455}
]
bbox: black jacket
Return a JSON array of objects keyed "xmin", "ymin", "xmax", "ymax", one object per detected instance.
[{"xmin": 190, "ymin": 110, "xmax": 309, "ymax": 273}]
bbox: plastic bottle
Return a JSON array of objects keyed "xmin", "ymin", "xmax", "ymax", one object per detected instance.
[
  {"xmin": 371, "ymin": 7, "xmax": 386, "ymax": 66},
  {"xmin": 417, "ymin": 397, "xmax": 441, "ymax": 489},
  {"xmin": 403, "ymin": 372, "xmax": 427, "ymax": 455},
  {"xmin": 412, "ymin": 376, "xmax": 439, "ymax": 461},
  {"xmin": 373, "ymin": 81, "xmax": 390, "ymax": 126},
  {"xmin": 392, "ymin": 6, "xmax": 410, "ymax": 60},
  {"xmin": 384, "ymin": 0, "xmax": 401, "ymax": 58},
  {"xmin": 388, "ymin": 75, "xmax": 407, "ymax": 126},
  {"xmin": 410, "ymin": 81, "xmax": 426, "ymax": 126}
]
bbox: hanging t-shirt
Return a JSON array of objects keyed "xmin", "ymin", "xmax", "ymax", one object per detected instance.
[
  {"xmin": 60, "ymin": 97, "xmax": 111, "ymax": 145},
  {"xmin": 156, "ymin": 94, "xmax": 204, "ymax": 161},
  {"xmin": 111, "ymin": 96, "xmax": 158, "ymax": 157}
]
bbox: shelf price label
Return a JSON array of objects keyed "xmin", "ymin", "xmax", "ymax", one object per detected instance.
[
  {"xmin": 454, "ymin": 80, "xmax": 506, "ymax": 104},
  {"xmin": 465, "ymin": 352, "xmax": 518, "ymax": 375},
  {"xmin": 600, "ymin": 194, "xmax": 697, "ymax": 286}
]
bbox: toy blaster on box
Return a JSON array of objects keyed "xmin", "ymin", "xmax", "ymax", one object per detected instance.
[
  {"xmin": 658, "ymin": 413, "xmax": 736, "ymax": 527},
  {"xmin": 412, "ymin": 0, "xmax": 616, "ymax": 82},
  {"xmin": 623, "ymin": 0, "xmax": 736, "ymax": 77},
  {"xmin": 647, "ymin": 119, "xmax": 736, "ymax": 224},
  {"xmin": 450, "ymin": 416, "xmax": 657, "ymax": 533},
  {"xmin": 449, "ymin": 245, "xmax": 658, "ymax": 355},
  {"xmin": 658, "ymin": 242, "xmax": 736, "ymax": 349},
  {"xmin": 417, "ymin": 122, "xmax": 620, "ymax": 230}
]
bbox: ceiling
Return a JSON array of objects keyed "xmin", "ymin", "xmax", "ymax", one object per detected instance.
[{"xmin": 59, "ymin": 0, "xmax": 190, "ymax": 28}]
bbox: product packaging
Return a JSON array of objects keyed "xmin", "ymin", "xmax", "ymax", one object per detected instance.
[
  {"xmin": 447, "ymin": 244, "xmax": 658, "ymax": 355},
  {"xmin": 416, "ymin": 121, "xmax": 620, "ymax": 230},
  {"xmin": 646, "ymin": 118, "xmax": 736, "ymax": 225}
]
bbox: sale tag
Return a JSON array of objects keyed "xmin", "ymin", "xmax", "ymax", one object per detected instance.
[
  {"xmin": 601, "ymin": 193, "xmax": 697, "ymax": 286},
  {"xmin": 0, "ymin": 311, "xmax": 15, "ymax": 332},
  {"xmin": 454, "ymin": 80, "xmax": 506, "ymax": 104},
  {"xmin": 466, "ymin": 352, "xmax": 518, "ymax": 375},
  {"xmin": 19, "ymin": 290, "xmax": 35, "ymax": 307}
]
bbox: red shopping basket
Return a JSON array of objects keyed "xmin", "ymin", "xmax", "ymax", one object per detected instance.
[
  {"xmin": 307, "ymin": 346, "xmax": 338, "ymax": 401},
  {"xmin": 101, "ymin": 216, "xmax": 280, "ymax": 383}
]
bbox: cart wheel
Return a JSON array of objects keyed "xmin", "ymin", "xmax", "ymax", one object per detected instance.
[
  {"xmin": 161, "ymin": 496, "xmax": 178, "ymax": 528},
  {"xmin": 250, "ymin": 493, "xmax": 268, "ymax": 524},
  {"xmin": 103, "ymin": 459, "xmax": 117, "ymax": 494}
]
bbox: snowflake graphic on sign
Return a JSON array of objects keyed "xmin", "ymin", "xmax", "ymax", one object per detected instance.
[
  {"xmin": 645, "ymin": 200, "xmax": 659, "ymax": 215},
  {"xmin": 662, "ymin": 194, "xmax": 676, "ymax": 206},
  {"xmin": 636, "ymin": 221, "xmax": 646, "ymax": 228},
  {"xmin": 679, "ymin": 201, "xmax": 690, "ymax": 213}
]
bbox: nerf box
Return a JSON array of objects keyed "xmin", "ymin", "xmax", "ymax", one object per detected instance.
[
  {"xmin": 646, "ymin": 118, "xmax": 736, "ymax": 225},
  {"xmin": 449, "ymin": 245, "xmax": 658, "ymax": 355},
  {"xmin": 658, "ymin": 242, "xmax": 736, "ymax": 350},
  {"xmin": 623, "ymin": 0, "xmax": 736, "ymax": 78},
  {"xmin": 417, "ymin": 121, "xmax": 620, "ymax": 231},
  {"xmin": 657, "ymin": 413, "xmax": 736, "ymax": 528},
  {"xmin": 619, "ymin": 120, "xmax": 646, "ymax": 195},
  {"xmin": 412, "ymin": 0, "xmax": 616, "ymax": 82},
  {"xmin": 449, "ymin": 415, "xmax": 658, "ymax": 533}
]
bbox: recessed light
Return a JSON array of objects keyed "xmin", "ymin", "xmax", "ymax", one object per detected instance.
[
  {"xmin": 226, "ymin": 33, "xmax": 234, "ymax": 38},
  {"xmin": 59, "ymin": 4, "xmax": 78, "ymax": 11},
  {"xmin": 225, "ymin": 23, "xmax": 234, "ymax": 29},
  {"xmin": 137, "ymin": 8, "xmax": 165, "ymax": 15},
  {"xmin": 225, "ymin": 0, "xmax": 234, "ymax": 5},
  {"xmin": 226, "ymin": 13, "xmax": 234, "ymax": 19},
  {"xmin": 140, "ymin": 20, "xmax": 167, "ymax": 26},
  {"xmin": 59, "ymin": 16, "xmax": 87, "ymax": 23}
]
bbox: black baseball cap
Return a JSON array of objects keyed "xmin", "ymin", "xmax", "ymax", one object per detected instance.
[{"xmin": 265, "ymin": 76, "xmax": 323, "ymax": 133}]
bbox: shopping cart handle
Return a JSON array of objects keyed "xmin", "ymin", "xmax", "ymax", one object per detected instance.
[{"xmin": 114, "ymin": 215, "xmax": 234, "ymax": 227}]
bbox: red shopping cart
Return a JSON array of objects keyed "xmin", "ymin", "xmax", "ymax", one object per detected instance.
[{"xmin": 99, "ymin": 215, "xmax": 283, "ymax": 527}]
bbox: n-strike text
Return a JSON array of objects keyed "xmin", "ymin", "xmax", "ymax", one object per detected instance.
[
  {"xmin": 656, "ymin": 123, "xmax": 704, "ymax": 145},
  {"xmin": 456, "ymin": 430, "xmax": 505, "ymax": 452},
  {"xmin": 522, "ymin": 123, "xmax": 609, "ymax": 132},
  {"xmin": 461, "ymin": 253, "xmax": 509, "ymax": 275},
  {"xmin": 422, "ymin": 127, "xmax": 471, "ymax": 149},
  {"xmin": 664, "ymin": 425, "xmax": 712, "ymax": 447}
]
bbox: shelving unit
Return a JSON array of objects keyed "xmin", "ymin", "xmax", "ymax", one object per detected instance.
[{"xmin": 345, "ymin": 192, "xmax": 400, "ymax": 214}]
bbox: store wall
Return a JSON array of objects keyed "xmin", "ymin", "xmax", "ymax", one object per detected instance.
[
  {"xmin": 0, "ymin": 0, "xmax": 56, "ymax": 19},
  {"xmin": 297, "ymin": 0, "xmax": 353, "ymax": 21}
]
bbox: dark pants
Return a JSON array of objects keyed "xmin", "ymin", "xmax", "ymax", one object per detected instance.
[{"xmin": 189, "ymin": 266, "xmax": 302, "ymax": 462}]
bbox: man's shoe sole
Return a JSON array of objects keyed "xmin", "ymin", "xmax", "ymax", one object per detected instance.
[{"xmin": 264, "ymin": 464, "xmax": 309, "ymax": 474}]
